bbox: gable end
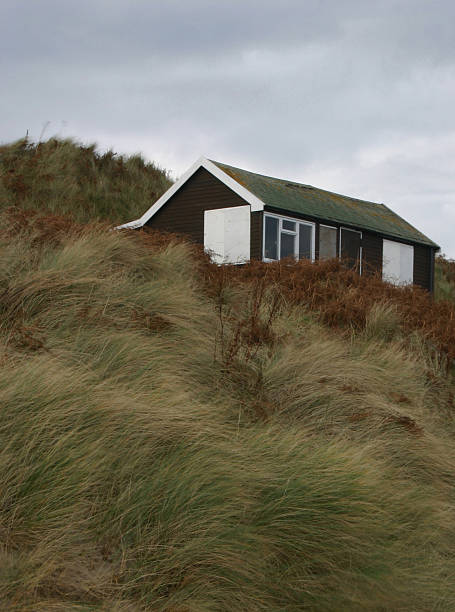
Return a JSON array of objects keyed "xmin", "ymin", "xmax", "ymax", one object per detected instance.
[
  {"xmin": 117, "ymin": 157, "xmax": 264, "ymax": 229},
  {"xmin": 143, "ymin": 167, "xmax": 263, "ymax": 259}
]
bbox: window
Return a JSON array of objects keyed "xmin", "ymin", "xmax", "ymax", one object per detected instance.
[
  {"xmin": 280, "ymin": 232, "xmax": 295, "ymax": 258},
  {"xmin": 299, "ymin": 224, "xmax": 313, "ymax": 259},
  {"xmin": 282, "ymin": 219, "xmax": 296, "ymax": 231},
  {"xmin": 340, "ymin": 227, "xmax": 362, "ymax": 271},
  {"xmin": 264, "ymin": 216, "xmax": 278, "ymax": 260},
  {"xmin": 319, "ymin": 225, "xmax": 337, "ymax": 259},
  {"xmin": 263, "ymin": 214, "xmax": 315, "ymax": 262}
]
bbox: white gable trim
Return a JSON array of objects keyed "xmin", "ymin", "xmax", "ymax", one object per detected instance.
[
  {"xmin": 202, "ymin": 158, "xmax": 264, "ymax": 212},
  {"xmin": 116, "ymin": 157, "xmax": 264, "ymax": 229}
]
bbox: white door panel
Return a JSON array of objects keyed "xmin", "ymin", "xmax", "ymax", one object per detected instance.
[
  {"xmin": 204, "ymin": 205, "xmax": 250, "ymax": 264},
  {"xmin": 383, "ymin": 239, "xmax": 413, "ymax": 285}
]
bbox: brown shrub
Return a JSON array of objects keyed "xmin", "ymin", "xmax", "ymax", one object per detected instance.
[{"xmin": 202, "ymin": 256, "xmax": 455, "ymax": 364}]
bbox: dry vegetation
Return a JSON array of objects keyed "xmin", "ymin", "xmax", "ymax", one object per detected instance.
[
  {"xmin": 202, "ymin": 254, "xmax": 455, "ymax": 364},
  {"xmin": 1, "ymin": 138, "xmax": 455, "ymax": 610}
]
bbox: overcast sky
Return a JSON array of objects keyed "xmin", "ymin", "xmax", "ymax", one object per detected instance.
[{"xmin": 2, "ymin": 0, "xmax": 455, "ymax": 255}]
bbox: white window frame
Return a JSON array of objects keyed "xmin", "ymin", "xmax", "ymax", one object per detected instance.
[
  {"xmin": 263, "ymin": 213, "xmax": 315, "ymax": 262},
  {"xmin": 339, "ymin": 227, "xmax": 363, "ymax": 275}
]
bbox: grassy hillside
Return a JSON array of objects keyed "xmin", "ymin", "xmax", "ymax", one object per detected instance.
[
  {"xmin": 0, "ymin": 209, "xmax": 455, "ymax": 610},
  {"xmin": 0, "ymin": 137, "xmax": 172, "ymax": 224},
  {"xmin": 1, "ymin": 139, "xmax": 455, "ymax": 610}
]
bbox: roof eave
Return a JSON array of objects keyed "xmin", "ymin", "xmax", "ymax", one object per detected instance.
[{"xmin": 262, "ymin": 204, "xmax": 439, "ymax": 249}]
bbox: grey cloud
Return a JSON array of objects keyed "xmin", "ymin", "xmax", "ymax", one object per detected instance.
[{"xmin": 3, "ymin": 0, "xmax": 454, "ymax": 66}]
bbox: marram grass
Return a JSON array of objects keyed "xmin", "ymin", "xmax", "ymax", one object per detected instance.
[
  {"xmin": 0, "ymin": 137, "xmax": 172, "ymax": 224},
  {"xmin": 0, "ymin": 212, "xmax": 455, "ymax": 610}
]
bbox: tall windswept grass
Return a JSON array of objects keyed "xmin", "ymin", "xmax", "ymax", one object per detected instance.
[
  {"xmin": 0, "ymin": 208, "xmax": 455, "ymax": 610},
  {"xmin": 0, "ymin": 137, "xmax": 172, "ymax": 223}
]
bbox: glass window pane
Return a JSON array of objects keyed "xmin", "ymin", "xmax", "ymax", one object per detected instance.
[
  {"xmin": 280, "ymin": 232, "xmax": 295, "ymax": 259},
  {"xmin": 282, "ymin": 219, "xmax": 296, "ymax": 231},
  {"xmin": 340, "ymin": 228, "xmax": 361, "ymax": 270},
  {"xmin": 264, "ymin": 216, "xmax": 278, "ymax": 260},
  {"xmin": 299, "ymin": 224, "xmax": 312, "ymax": 259},
  {"xmin": 319, "ymin": 226, "xmax": 337, "ymax": 259}
]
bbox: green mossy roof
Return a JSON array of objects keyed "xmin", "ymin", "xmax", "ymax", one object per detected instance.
[{"xmin": 211, "ymin": 160, "xmax": 439, "ymax": 248}]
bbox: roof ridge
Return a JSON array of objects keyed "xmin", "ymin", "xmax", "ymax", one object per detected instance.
[{"xmin": 209, "ymin": 159, "xmax": 287, "ymax": 183}]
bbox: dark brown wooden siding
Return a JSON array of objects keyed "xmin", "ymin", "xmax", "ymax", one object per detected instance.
[
  {"xmin": 250, "ymin": 211, "xmax": 263, "ymax": 260},
  {"xmin": 362, "ymin": 232, "xmax": 383, "ymax": 277},
  {"xmin": 413, "ymin": 245, "xmax": 433, "ymax": 291},
  {"xmin": 145, "ymin": 167, "xmax": 251, "ymax": 246}
]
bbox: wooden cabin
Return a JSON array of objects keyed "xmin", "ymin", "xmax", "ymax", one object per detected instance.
[{"xmin": 119, "ymin": 157, "xmax": 440, "ymax": 291}]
